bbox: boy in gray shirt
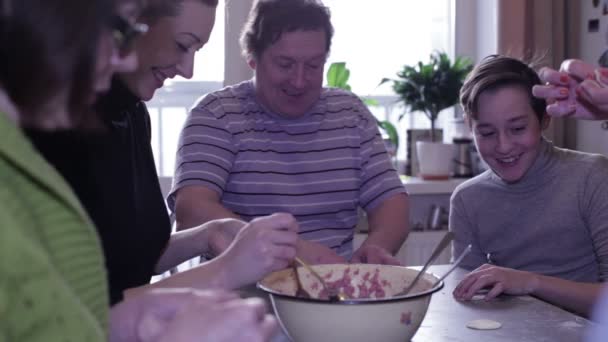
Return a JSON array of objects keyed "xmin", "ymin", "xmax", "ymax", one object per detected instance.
[{"xmin": 450, "ymin": 55, "xmax": 608, "ymax": 316}]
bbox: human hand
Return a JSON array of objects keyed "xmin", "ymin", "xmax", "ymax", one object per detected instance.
[
  {"xmin": 109, "ymin": 288, "xmax": 238, "ymax": 342},
  {"xmin": 217, "ymin": 213, "xmax": 299, "ymax": 287},
  {"xmin": 156, "ymin": 297, "xmax": 278, "ymax": 342},
  {"xmin": 351, "ymin": 244, "xmax": 401, "ymax": 265},
  {"xmin": 295, "ymin": 238, "xmax": 348, "ymax": 265},
  {"xmin": 452, "ymin": 264, "xmax": 539, "ymax": 301},
  {"xmin": 533, "ymin": 59, "xmax": 608, "ymax": 120},
  {"xmin": 207, "ymin": 218, "xmax": 248, "ymax": 256}
]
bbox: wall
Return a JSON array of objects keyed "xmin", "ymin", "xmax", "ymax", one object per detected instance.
[{"xmin": 575, "ymin": 0, "xmax": 608, "ymax": 155}]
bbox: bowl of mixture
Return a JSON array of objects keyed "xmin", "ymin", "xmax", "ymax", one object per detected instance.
[{"xmin": 257, "ymin": 263, "xmax": 443, "ymax": 342}]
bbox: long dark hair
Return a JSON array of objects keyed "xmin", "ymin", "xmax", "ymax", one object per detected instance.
[{"xmin": 0, "ymin": 0, "xmax": 113, "ymax": 128}]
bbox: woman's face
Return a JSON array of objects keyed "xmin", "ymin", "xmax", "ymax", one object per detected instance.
[
  {"xmin": 93, "ymin": 1, "xmax": 142, "ymax": 95},
  {"xmin": 120, "ymin": 0, "xmax": 216, "ymax": 101}
]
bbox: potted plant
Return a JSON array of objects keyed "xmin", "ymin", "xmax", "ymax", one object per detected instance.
[
  {"xmin": 382, "ymin": 52, "xmax": 473, "ymax": 179},
  {"xmin": 326, "ymin": 62, "xmax": 399, "ymax": 155}
]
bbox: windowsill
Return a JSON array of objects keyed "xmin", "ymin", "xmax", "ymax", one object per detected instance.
[{"xmin": 401, "ymin": 175, "xmax": 469, "ymax": 195}]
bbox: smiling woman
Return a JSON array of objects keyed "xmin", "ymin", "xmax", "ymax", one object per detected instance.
[{"xmin": 122, "ymin": 0, "xmax": 218, "ymax": 100}]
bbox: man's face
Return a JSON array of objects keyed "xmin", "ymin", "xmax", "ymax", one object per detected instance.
[{"xmin": 251, "ymin": 29, "xmax": 327, "ymax": 118}]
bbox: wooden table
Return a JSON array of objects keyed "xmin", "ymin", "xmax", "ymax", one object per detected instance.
[{"xmin": 414, "ymin": 265, "xmax": 589, "ymax": 342}]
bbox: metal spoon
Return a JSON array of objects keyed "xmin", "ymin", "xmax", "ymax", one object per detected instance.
[
  {"xmin": 294, "ymin": 256, "xmax": 347, "ymax": 301},
  {"xmin": 430, "ymin": 244, "xmax": 472, "ymax": 287},
  {"xmin": 396, "ymin": 231, "xmax": 454, "ymax": 296}
]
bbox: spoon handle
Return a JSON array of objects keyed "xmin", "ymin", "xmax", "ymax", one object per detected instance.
[
  {"xmin": 431, "ymin": 244, "xmax": 472, "ymax": 287},
  {"xmin": 294, "ymin": 256, "xmax": 327, "ymax": 289},
  {"xmin": 401, "ymin": 231, "xmax": 454, "ymax": 295}
]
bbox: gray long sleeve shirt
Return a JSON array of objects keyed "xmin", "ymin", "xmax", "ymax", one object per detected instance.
[{"xmin": 450, "ymin": 139, "xmax": 608, "ymax": 282}]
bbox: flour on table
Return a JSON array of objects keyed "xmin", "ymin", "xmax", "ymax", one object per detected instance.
[{"xmin": 466, "ymin": 319, "xmax": 502, "ymax": 330}]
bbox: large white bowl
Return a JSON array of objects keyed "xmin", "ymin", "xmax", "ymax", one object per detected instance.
[{"xmin": 257, "ymin": 264, "xmax": 443, "ymax": 342}]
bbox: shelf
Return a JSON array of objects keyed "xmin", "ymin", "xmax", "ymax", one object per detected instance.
[{"xmin": 401, "ymin": 175, "xmax": 468, "ymax": 195}]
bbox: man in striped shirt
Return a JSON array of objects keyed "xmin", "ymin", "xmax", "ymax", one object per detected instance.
[{"xmin": 169, "ymin": 0, "xmax": 409, "ymax": 265}]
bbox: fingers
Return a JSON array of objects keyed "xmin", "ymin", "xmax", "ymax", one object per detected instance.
[
  {"xmin": 453, "ymin": 264, "xmax": 493, "ymax": 299},
  {"xmin": 260, "ymin": 314, "xmax": 279, "ymax": 342},
  {"xmin": 251, "ymin": 212, "xmax": 299, "ymax": 232},
  {"xmin": 457, "ymin": 272, "xmax": 496, "ymax": 300},
  {"xmin": 532, "ymin": 84, "xmax": 569, "ymax": 101},
  {"xmin": 561, "ymin": 59, "xmax": 596, "ymax": 81},
  {"xmin": 578, "ymin": 79, "xmax": 608, "ymax": 107},
  {"xmin": 484, "ymin": 282, "xmax": 504, "ymax": 300},
  {"xmin": 545, "ymin": 101, "xmax": 577, "ymax": 117},
  {"xmin": 538, "ymin": 66, "xmax": 568, "ymax": 85},
  {"xmin": 351, "ymin": 245, "xmax": 401, "ymax": 265}
]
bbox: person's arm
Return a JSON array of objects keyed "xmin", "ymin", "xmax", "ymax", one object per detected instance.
[
  {"xmin": 109, "ymin": 288, "xmax": 277, "ymax": 342},
  {"xmin": 154, "ymin": 218, "xmax": 246, "ymax": 274},
  {"xmin": 350, "ymin": 99, "xmax": 408, "ymax": 265},
  {"xmin": 453, "ymin": 264, "xmax": 602, "ymax": 316},
  {"xmin": 174, "ymin": 186, "xmax": 240, "ymax": 232},
  {"xmin": 351, "ymin": 193, "xmax": 408, "ymax": 264},
  {"xmin": 126, "ymin": 213, "xmax": 298, "ymax": 298},
  {"xmin": 582, "ymin": 158, "xmax": 608, "ymax": 281}
]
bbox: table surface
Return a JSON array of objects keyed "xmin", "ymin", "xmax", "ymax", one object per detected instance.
[{"xmin": 414, "ymin": 265, "xmax": 590, "ymax": 342}]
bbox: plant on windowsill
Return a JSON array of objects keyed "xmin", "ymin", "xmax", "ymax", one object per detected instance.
[
  {"xmin": 325, "ymin": 62, "xmax": 399, "ymax": 153},
  {"xmin": 381, "ymin": 52, "xmax": 473, "ymax": 179}
]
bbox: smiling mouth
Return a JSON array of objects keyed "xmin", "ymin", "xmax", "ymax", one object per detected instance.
[
  {"xmin": 283, "ymin": 88, "xmax": 304, "ymax": 97},
  {"xmin": 496, "ymin": 154, "xmax": 522, "ymax": 165},
  {"xmin": 152, "ymin": 69, "xmax": 168, "ymax": 87}
]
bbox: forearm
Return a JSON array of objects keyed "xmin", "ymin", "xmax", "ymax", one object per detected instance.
[
  {"xmin": 155, "ymin": 218, "xmax": 246, "ymax": 274},
  {"xmin": 531, "ymin": 274, "xmax": 603, "ymax": 316},
  {"xmin": 364, "ymin": 193, "xmax": 409, "ymax": 254},
  {"xmin": 176, "ymin": 200, "xmax": 240, "ymax": 232},
  {"xmin": 127, "ymin": 257, "xmax": 237, "ymax": 299}
]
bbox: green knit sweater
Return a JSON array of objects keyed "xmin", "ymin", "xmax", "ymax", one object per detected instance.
[{"xmin": 0, "ymin": 112, "xmax": 108, "ymax": 342}]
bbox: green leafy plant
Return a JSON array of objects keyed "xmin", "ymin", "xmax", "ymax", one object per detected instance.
[
  {"xmin": 326, "ymin": 62, "xmax": 398, "ymax": 150},
  {"xmin": 382, "ymin": 51, "xmax": 473, "ymax": 142}
]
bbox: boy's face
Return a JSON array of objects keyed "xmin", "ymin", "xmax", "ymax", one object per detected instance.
[{"xmin": 470, "ymin": 85, "xmax": 548, "ymax": 183}]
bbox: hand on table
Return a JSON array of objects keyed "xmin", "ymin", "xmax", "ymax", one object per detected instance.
[
  {"xmin": 218, "ymin": 213, "xmax": 299, "ymax": 287},
  {"xmin": 532, "ymin": 59, "xmax": 608, "ymax": 120},
  {"xmin": 156, "ymin": 297, "xmax": 278, "ymax": 342},
  {"xmin": 351, "ymin": 244, "xmax": 401, "ymax": 265},
  {"xmin": 295, "ymin": 238, "xmax": 347, "ymax": 265},
  {"xmin": 109, "ymin": 288, "xmax": 238, "ymax": 342},
  {"xmin": 452, "ymin": 264, "xmax": 539, "ymax": 301}
]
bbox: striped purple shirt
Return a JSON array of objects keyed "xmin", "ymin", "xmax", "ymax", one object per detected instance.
[{"xmin": 168, "ymin": 80, "xmax": 406, "ymax": 256}]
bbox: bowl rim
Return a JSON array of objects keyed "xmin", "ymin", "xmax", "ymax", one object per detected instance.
[{"xmin": 256, "ymin": 265, "xmax": 445, "ymax": 305}]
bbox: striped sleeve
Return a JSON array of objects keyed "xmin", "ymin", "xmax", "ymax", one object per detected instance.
[
  {"xmin": 356, "ymin": 100, "xmax": 406, "ymax": 210},
  {"xmin": 168, "ymin": 95, "xmax": 238, "ymax": 210}
]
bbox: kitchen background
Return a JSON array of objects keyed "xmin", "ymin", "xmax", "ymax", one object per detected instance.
[{"xmin": 154, "ymin": 0, "xmax": 608, "ymax": 268}]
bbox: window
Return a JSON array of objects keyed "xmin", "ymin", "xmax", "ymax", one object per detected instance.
[{"xmin": 323, "ymin": 0, "xmax": 454, "ymax": 163}]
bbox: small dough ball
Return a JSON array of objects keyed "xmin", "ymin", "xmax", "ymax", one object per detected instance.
[{"xmin": 466, "ymin": 319, "xmax": 502, "ymax": 330}]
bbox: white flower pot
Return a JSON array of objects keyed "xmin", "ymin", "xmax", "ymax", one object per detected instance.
[{"xmin": 416, "ymin": 141, "xmax": 454, "ymax": 180}]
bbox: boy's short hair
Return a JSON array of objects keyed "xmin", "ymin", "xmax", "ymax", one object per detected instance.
[{"xmin": 460, "ymin": 55, "xmax": 547, "ymax": 122}]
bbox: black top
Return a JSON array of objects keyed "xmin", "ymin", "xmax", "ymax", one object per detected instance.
[{"xmin": 27, "ymin": 79, "xmax": 171, "ymax": 305}]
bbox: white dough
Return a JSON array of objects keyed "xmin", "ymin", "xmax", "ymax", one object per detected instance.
[{"xmin": 466, "ymin": 319, "xmax": 502, "ymax": 330}]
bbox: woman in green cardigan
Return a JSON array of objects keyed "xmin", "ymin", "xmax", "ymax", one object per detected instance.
[{"xmin": 0, "ymin": 0, "xmax": 277, "ymax": 340}]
